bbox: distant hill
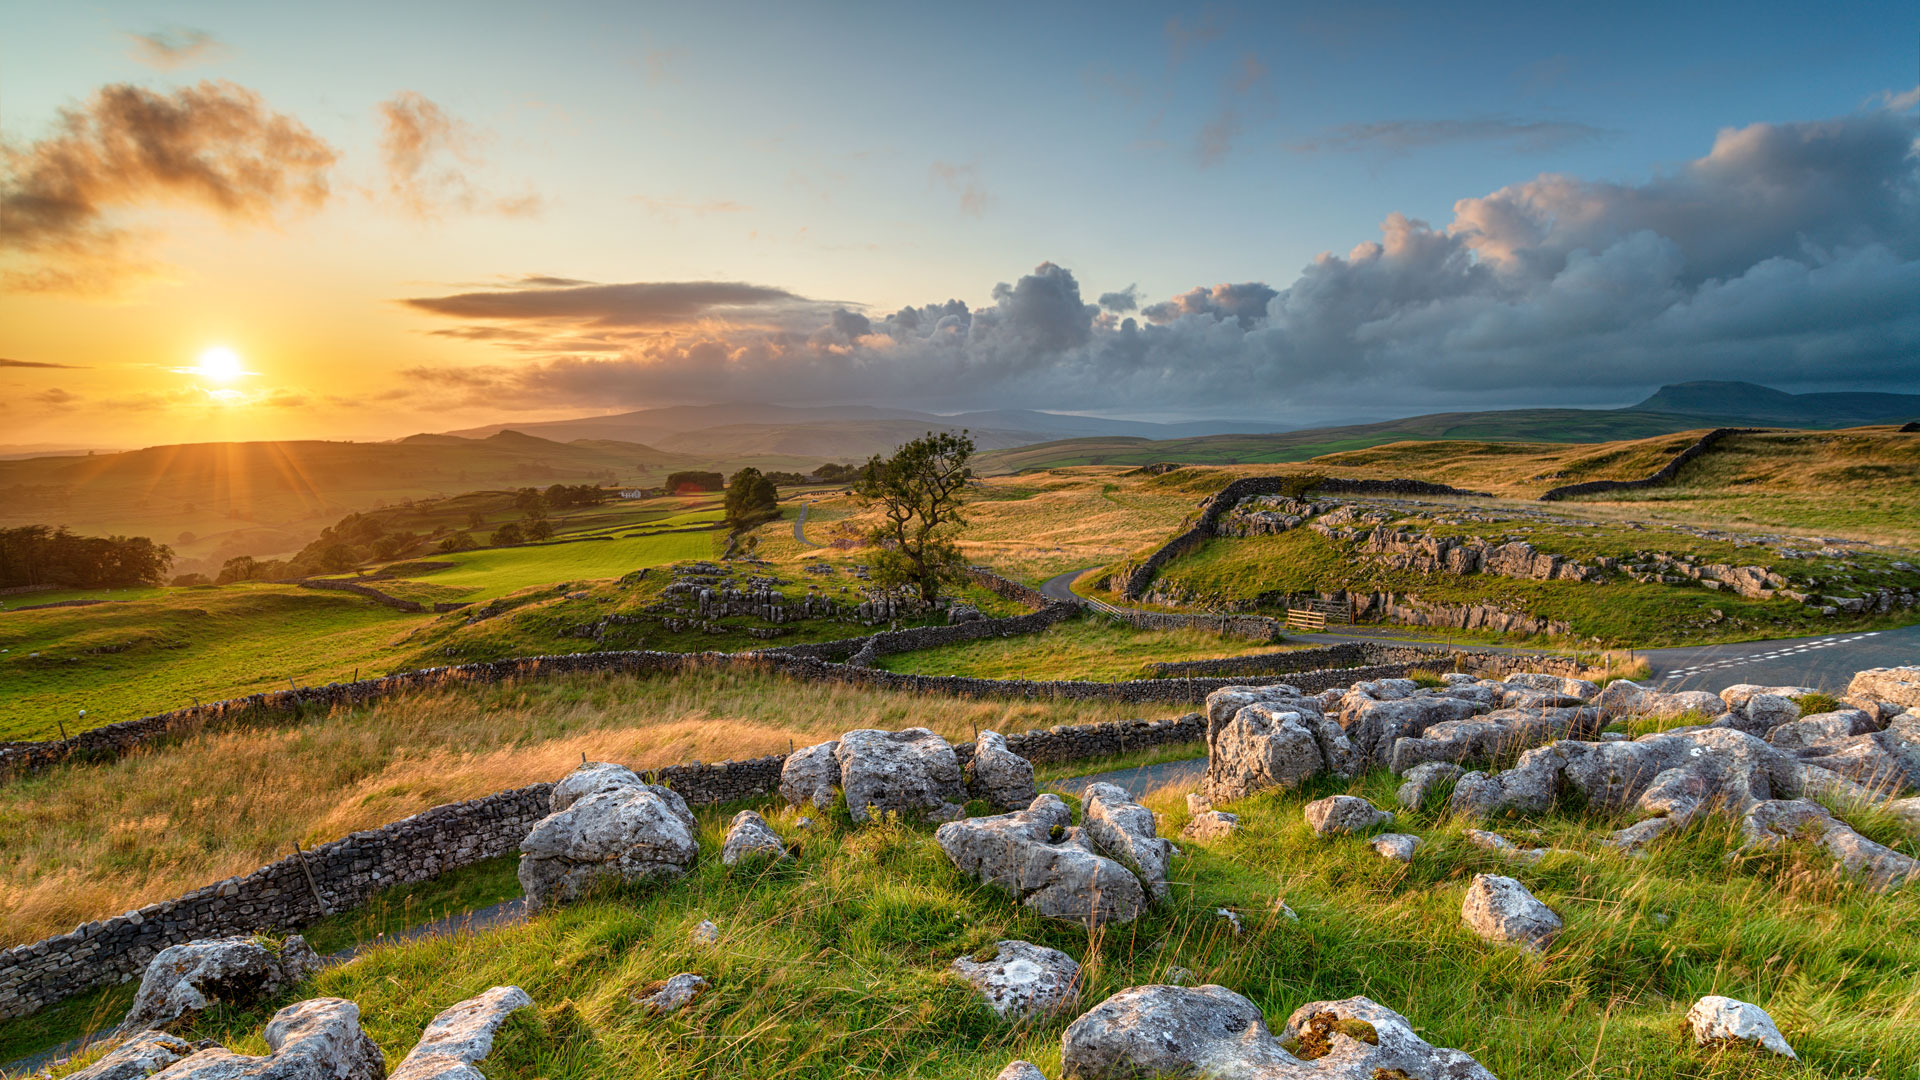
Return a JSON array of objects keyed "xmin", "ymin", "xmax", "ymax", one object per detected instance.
[
  {"xmin": 975, "ymin": 382, "xmax": 1920, "ymax": 473},
  {"xmin": 0, "ymin": 432, "xmax": 704, "ymax": 567},
  {"xmin": 1629, "ymin": 381, "xmax": 1920, "ymax": 425},
  {"xmin": 442, "ymin": 401, "xmax": 1289, "ymax": 455}
]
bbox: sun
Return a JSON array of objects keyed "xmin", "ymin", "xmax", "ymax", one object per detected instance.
[{"xmin": 195, "ymin": 347, "xmax": 246, "ymax": 383}]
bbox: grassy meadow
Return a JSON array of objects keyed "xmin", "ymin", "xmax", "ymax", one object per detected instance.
[
  {"xmin": 18, "ymin": 759, "xmax": 1920, "ymax": 1079},
  {"xmin": 0, "ymin": 667, "xmax": 1162, "ymax": 949},
  {"xmin": 875, "ymin": 615, "xmax": 1309, "ymax": 680}
]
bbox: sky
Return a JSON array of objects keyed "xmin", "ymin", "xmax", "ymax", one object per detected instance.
[{"xmin": 2, "ymin": 0, "xmax": 1916, "ymax": 447}]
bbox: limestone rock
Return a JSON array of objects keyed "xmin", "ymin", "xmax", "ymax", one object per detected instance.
[
  {"xmin": 1504, "ymin": 672, "xmax": 1599, "ymax": 701},
  {"xmin": 390, "ymin": 985, "xmax": 534, "ymax": 1080},
  {"xmin": 1597, "ymin": 681, "xmax": 1728, "ymax": 723},
  {"xmin": 1847, "ymin": 666, "xmax": 1920, "ymax": 709},
  {"xmin": 151, "ymin": 997, "xmax": 385, "ymax": 1080},
  {"xmin": 1337, "ymin": 694, "xmax": 1481, "ymax": 767},
  {"xmin": 1303, "ymin": 795, "xmax": 1392, "ymax": 837},
  {"xmin": 548, "ymin": 761, "xmax": 643, "ymax": 812},
  {"xmin": 1397, "ymin": 761, "xmax": 1464, "ymax": 809},
  {"xmin": 518, "ymin": 764, "xmax": 698, "ymax": 912},
  {"xmin": 779, "ymin": 740, "xmax": 840, "ymax": 810},
  {"xmin": 1464, "ymin": 829, "xmax": 1547, "ymax": 864},
  {"xmin": 967, "ymin": 730, "xmax": 1039, "ymax": 810},
  {"xmin": 1740, "ymin": 799, "xmax": 1916, "ymax": 890},
  {"xmin": 1080, "ymin": 782, "xmax": 1173, "ymax": 900},
  {"xmin": 1205, "ymin": 702, "xmax": 1327, "ymax": 802},
  {"xmin": 1370, "ymin": 833, "xmax": 1422, "ymax": 862},
  {"xmin": 68, "ymin": 1031, "xmax": 199, "ymax": 1080},
  {"xmin": 633, "ymin": 973, "xmax": 708, "ymax": 1017},
  {"xmin": 1461, "ymin": 873, "xmax": 1561, "ymax": 950},
  {"xmin": 1686, "ymin": 996, "xmax": 1796, "ymax": 1058},
  {"xmin": 690, "ymin": 920, "xmax": 718, "ymax": 946},
  {"xmin": 836, "ymin": 727, "xmax": 967, "ymax": 824},
  {"xmin": 1389, "ymin": 706, "xmax": 1599, "ymax": 774},
  {"xmin": 720, "ymin": 810, "xmax": 789, "ymax": 866},
  {"xmin": 1767, "ymin": 710, "xmax": 1875, "ymax": 750},
  {"xmin": 949, "ymin": 940, "xmax": 1082, "ymax": 1020},
  {"xmin": 1183, "ymin": 810, "xmax": 1240, "ymax": 840},
  {"xmin": 120, "ymin": 935, "xmax": 324, "ymax": 1034},
  {"xmin": 995, "ymin": 1063, "xmax": 1048, "ymax": 1080},
  {"xmin": 1058, "ymin": 984, "xmax": 1496, "ymax": 1080},
  {"xmin": 935, "ymin": 795, "xmax": 1146, "ymax": 926}
]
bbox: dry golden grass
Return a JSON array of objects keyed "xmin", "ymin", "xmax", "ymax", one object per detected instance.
[{"xmin": 0, "ymin": 668, "xmax": 1156, "ymax": 949}]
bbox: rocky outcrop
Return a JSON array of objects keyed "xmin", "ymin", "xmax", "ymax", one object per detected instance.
[
  {"xmin": 1059, "ymin": 984, "xmax": 1497, "ymax": 1079},
  {"xmin": 1686, "ymin": 996, "xmax": 1796, "ymax": 1058},
  {"xmin": 1079, "ymin": 782, "xmax": 1174, "ymax": 901},
  {"xmin": 389, "ymin": 986, "xmax": 534, "ymax": 1080},
  {"xmin": 1848, "ymin": 666, "xmax": 1920, "ymax": 710},
  {"xmin": 778, "ymin": 741, "xmax": 840, "ymax": 810},
  {"xmin": 949, "ymin": 940, "xmax": 1082, "ymax": 1020},
  {"xmin": 1740, "ymin": 799, "xmax": 1916, "ymax": 890},
  {"xmin": 935, "ymin": 795, "xmax": 1148, "ymax": 927},
  {"xmin": 1461, "ymin": 874, "xmax": 1561, "ymax": 951},
  {"xmin": 836, "ymin": 728, "xmax": 969, "ymax": 824},
  {"xmin": 634, "ymin": 973, "xmax": 708, "ymax": 1016},
  {"xmin": 1595, "ymin": 681, "xmax": 1728, "ymax": 723},
  {"xmin": 1202, "ymin": 685, "xmax": 1356, "ymax": 803},
  {"xmin": 1182, "ymin": 793, "xmax": 1241, "ymax": 840},
  {"xmin": 67, "ymin": 1032, "xmax": 202, "ymax": 1080},
  {"xmin": 119, "ymin": 935, "xmax": 323, "ymax": 1034},
  {"xmin": 1388, "ymin": 705, "xmax": 1600, "ymax": 774},
  {"xmin": 966, "ymin": 730, "xmax": 1039, "ymax": 811},
  {"xmin": 1397, "ymin": 761, "xmax": 1465, "ymax": 809},
  {"xmin": 720, "ymin": 810, "xmax": 789, "ymax": 866},
  {"xmin": 1303, "ymin": 796, "xmax": 1393, "ymax": 837},
  {"xmin": 518, "ymin": 763, "xmax": 698, "ymax": 911},
  {"xmin": 1370, "ymin": 833, "xmax": 1422, "ymax": 862},
  {"xmin": 150, "ymin": 997, "xmax": 385, "ymax": 1080}
]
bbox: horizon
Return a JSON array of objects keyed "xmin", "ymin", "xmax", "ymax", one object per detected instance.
[{"xmin": 3, "ymin": 2, "xmax": 1917, "ymax": 448}]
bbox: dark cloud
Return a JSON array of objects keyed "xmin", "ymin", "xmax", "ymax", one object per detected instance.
[
  {"xmin": 127, "ymin": 27, "xmax": 226, "ymax": 69},
  {"xmin": 378, "ymin": 91, "xmax": 541, "ymax": 219},
  {"xmin": 34, "ymin": 388, "xmax": 80, "ymax": 411},
  {"xmin": 0, "ymin": 80, "xmax": 335, "ymax": 294},
  {"xmin": 402, "ymin": 101, "xmax": 1920, "ymax": 413},
  {"xmin": 1097, "ymin": 285, "xmax": 1140, "ymax": 313},
  {"xmin": 1, "ymin": 357, "xmax": 81, "ymax": 369},
  {"xmin": 1143, "ymin": 282, "xmax": 1279, "ymax": 329},
  {"xmin": 1292, "ymin": 116, "xmax": 1618, "ymax": 155}
]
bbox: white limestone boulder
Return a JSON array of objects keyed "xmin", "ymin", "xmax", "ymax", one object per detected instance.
[
  {"xmin": 1303, "ymin": 795, "xmax": 1392, "ymax": 837},
  {"xmin": 949, "ymin": 940, "xmax": 1082, "ymax": 1020},
  {"xmin": 150, "ymin": 997, "xmax": 384, "ymax": 1080},
  {"xmin": 836, "ymin": 727, "xmax": 967, "ymax": 824},
  {"xmin": 778, "ymin": 740, "xmax": 840, "ymax": 810},
  {"xmin": 119, "ymin": 935, "xmax": 323, "ymax": 1034},
  {"xmin": 68, "ymin": 1032, "xmax": 200, "ymax": 1080},
  {"xmin": 390, "ymin": 985, "xmax": 534, "ymax": 1080},
  {"xmin": 967, "ymin": 730, "xmax": 1039, "ymax": 810},
  {"xmin": 1847, "ymin": 666, "xmax": 1920, "ymax": 710},
  {"xmin": 935, "ymin": 794, "xmax": 1147, "ymax": 926},
  {"xmin": 1370, "ymin": 833, "xmax": 1422, "ymax": 862},
  {"xmin": 633, "ymin": 973, "xmax": 709, "ymax": 1016},
  {"xmin": 720, "ymin": 809, "xmax": 790, "ymax": 866},
  {"xmin": 1686, "ymin": 995, "xmax": 1796, "ymax": 1058},
  {"xmin": 1080, "ymin": 782, "xmax": 1173, "ymax": 901},
  {"xmin": 1461, "ymin": 873, "xmax": 1561, "ymax": 951},
  {"xmin": 518, "ymin": 763, "xmax": 698, "ymax": 912}
]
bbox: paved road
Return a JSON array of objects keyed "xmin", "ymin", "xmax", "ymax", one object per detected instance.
[
  {"xmin": 1049, "ymin": 757, "xmax": 1205, "ymax": 799},
  {"xmin": 793, "ymin": 501, "xmax": 811, "ymax": 547},
  {"xmin": 1036, "ymin": 566, "xmax": 1915, "ymax": 693}
]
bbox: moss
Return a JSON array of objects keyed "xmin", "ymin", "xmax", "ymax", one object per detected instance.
[
  {"xmin": 1795, "ymin": 692, "xmax": 1842, "ymax": 714},
  {"xmin": 1372, "ymin": 1070, "xmax": 1416, "ymax": 1080},
  {"xmin": 1282, "ymin": 1012, "xmax": 1379, "ymax": 1060},
  {"xmin": 1048, "ymin": 823, "xmax": 1067, "ymax": 843}
]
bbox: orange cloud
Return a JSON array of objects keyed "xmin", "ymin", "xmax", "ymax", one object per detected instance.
[{"xmin": 378, "ymin": 91, "xmax": 543, "ymax": 219}]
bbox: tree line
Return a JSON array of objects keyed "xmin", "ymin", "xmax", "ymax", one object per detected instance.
[{"xmin": 0, "ymin": 526, "xmax": 173, "ymax": 589}]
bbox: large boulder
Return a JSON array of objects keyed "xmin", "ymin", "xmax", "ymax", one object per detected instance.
[
  {"xmin": 1059, "ymin": 984, "xmax": 1496, "ymax": 1079},
  {"xmin": 1740, "ymin": 799, "xmax": 1917, "ymax": 890},
  {"xmin": 1461, "ymin": 874, "xmax": 1561, "ymax": 951},
  {"xmin": 120, "ymin": 935, "xmax": 323, "ymax": 1034},
  {"xmin": 1388, "ymin": 706, "xmax": 1598, "ymax": 774},
  {"xmin": 1786, "ymin": 715, "xmax": 1920, "ymax": 796},
  {"xmin": 1203, "ymin": 686, "xmax": 1354, "ymax": 802},
  {"xmin": 518, "ymin": 763, "xmax": 698, "ymax": 912},
  {"xmin": 1337, "ymin": 694, "xmax": 1481, "ymax": 766},
  {"xmin": 967, "ymin": 730, "xmax": 1039, "ymax": 810},
  {"xmin": 1080, "ymin": 782, "xmax": 1173, "ymax": 901},
  {"xmin": 1503, "ymin": 672, "xmax": 1599, "ymax": 701},
  {"xmin": 836, "ymin": 727, "xmax": 967, "ymax": 824},
  {"xmin": 1596, "ymin": 681, "xmax": 1728, "ymax": 723},
  {"xmin": 1397, "ymin": 761, "xmax": 1464, "ymax": 809},
  {"xmin": 1303, "ymin": 796, "xmax": 1392, "ymax": 837},
  {"xmin": 1848, "ymin": 666, "xmax": 1920, "ymax": 710},
  {"xmin": 720, "ymin": 809, "xmax": 790, "ymax": 866},
  {"xmin": 1686, "ymin": 996, "xmax": 1796, "ymax": 1058},
  {"xmin": 779, "ymin": 741, "xmax": 840, "ymax": 810},
  {"xmin": 149, "ymin": 997, "xmax": 385, "ymax": 1080},
  {"xmin": 389, "ymin": 986, "xmax": 534, "ymax": 1080},
  {"xmin": 949, "ymin": 940, "xmax": 1082, "ymax": 1020},
  {"xmin": 1450, "ymin": 728, "xmax": 1813, "ymax": 852},
  {"xmin": 935, "ymin": 794, "xmax": 1147, "ymax": 926},
  {"xmin": 68, "ymin": 1032, "xmax": 201, "ymax": 1080}
]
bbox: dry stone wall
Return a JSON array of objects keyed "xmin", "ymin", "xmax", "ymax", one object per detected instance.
[{"xmin": 1539, "ymin": 428, "xmax": 1759, "ymax": 501}]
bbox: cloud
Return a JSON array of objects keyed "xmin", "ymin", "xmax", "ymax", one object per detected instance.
[
  {"xmin": 378, "ymin": 91, "xmax": 541, "ymax": 219},
  {"xmin": 633, "ymin": 195, "xmax": 751, "ymax": 220},
  {"xmin": 930, "ymin": 161, "xmax": 989, "ymax": 215},
  {"xmin": 1292, "ymin": 116, "xmax": 1618, "ymax": 155},
  {"xmin": 1, "ymin": 357, "xmax": 81, "ymax": 369},
  {"xmin": 34, "ymin": 388, "xmax": 80, "ymax": 410},
  {"xmin": 1097, "ymin": 285, "xmax": 1141, "ymax": 313},
  {"xmin": 399, "ymin": 99, "xmax": 1920, "ymax": 414},
  {"xmin": 127, "ymin": 27, "xmax": 226, "ymax": 69},
  {"xmin": 0, "ymin": 80, "xmax": 335, "ymax": 295}
]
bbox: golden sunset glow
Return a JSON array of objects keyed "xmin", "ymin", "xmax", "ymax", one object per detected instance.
[{"xmin": 192, "ymin": 346, "xmax": 246, "ymax": 383}]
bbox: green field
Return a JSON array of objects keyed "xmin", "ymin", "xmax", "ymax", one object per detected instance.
[
  {"xmin": 417, "ymin": 529, "xmax": 722, "ymax": 602},
  {"xmin": 15, "ymin": 765, "xmax": 1918, "ymax": 1079},
  {"xmin": 875, "ymin": 615, "xmax": 1307, "ymax": 680}
]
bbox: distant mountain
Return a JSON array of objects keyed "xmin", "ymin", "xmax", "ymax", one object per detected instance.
[
  {"xmin": 1630, "ymin": 381, "xmax": 1920, "ymax": 425},
  {"xmin": 442, "ymin": 401, "xmax": 1288, "ymax": 454}
]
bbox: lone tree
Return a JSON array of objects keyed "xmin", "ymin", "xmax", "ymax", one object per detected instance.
[
  {"xmin": 724, "ymin": 468, "xmax": 781, "ymax": 531},
  {"xmin": 853, "ymin": 430, "xmax": 974, "ymax": 603}
]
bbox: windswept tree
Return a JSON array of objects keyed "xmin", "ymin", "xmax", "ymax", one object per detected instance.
[
  {"xmin": 723, "ymin": 467, "xmax": 780, "ymax": 531},
  {"xmin": 853, "ymin": 430, "xmax": 974, "ymax": 604}
]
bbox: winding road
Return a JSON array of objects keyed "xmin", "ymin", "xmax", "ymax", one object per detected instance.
[{"xmin": 1039, "ymin": 566, "xmax": 1914, "ymax": 694}]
